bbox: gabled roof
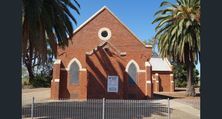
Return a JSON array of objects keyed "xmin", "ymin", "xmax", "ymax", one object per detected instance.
[
  {"xmin": 150, "ymin": 57, "xmax": 172, "ymax": 72},
  {"xmin": 72, "ymin": 6, "xmax": 151, "ymax": 48}
]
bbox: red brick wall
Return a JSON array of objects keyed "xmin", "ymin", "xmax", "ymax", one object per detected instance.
[
  {"xmin": 152, "ymin": 71, "xmax": 173, "ymax": 92},
  {"xmin": 51, "ymin": 63, "xmax": 61, "ymax": 99},
  {"xmin": 86, "ymin": 46, "xmax": 148, "ymax": 99},
  {"xmin": 56, "ymin": 8, "xmax": 151, "ymax": 69},
  {"xmin": 51, "ymin": 8, "xmax": 153, "ymax": 99}
]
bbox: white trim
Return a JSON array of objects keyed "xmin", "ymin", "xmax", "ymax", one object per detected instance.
[
  {"xmin": 156, "ymin": 80, "xmax": 159, "ymax": 83},
  {"xmin": 54, "ymin": 59, "xmax": 61, "ymax": 64},
  {"xmin": 155, "ymin": 73, "xmax": 159, "ymax": 76},
  {"xmin": 171, "ymin": 81, "xmax": 174, "ymax": 83},
  {"xmin": 67, "ymin": 58, "xmax": 86, "ymax": 71},
  {"xmin": 85, "ymin": 51, "xmax": 93, "ymax": 55},
  {"xmin": 73, "ymin": 6, "xmax": 107, "ymax": 34},
  {"xmin": 145, "ymin": 61, "xmax": 151, "ymax": 67},
  {"xmin": 170, "ymin": 74, "xmax": 174, "ymax": 77},
  {"xmin": 61, "ymin": 68, "xmax": 87, "ymax": 71},
  {"xmin": 164, "ymin": 58, "xmax": 173, "ymax": 71},
  {"xmin": 145, "ymin": 45, "xmax": 152, "ymax": 48},
  {"xmin": 105, "ymin": 7, "xmax": 147, "ymax": 48},
  {"xmin": 55, "ymin": 79, "xmax": 60, "ymax": 82},
  {"xmin": 98, "ymin": 27, "xmax": 112, "ymax": 41},
  {"xmin": 146, "ymin": 80, "xmax": 151, "ymax": 84},
  {"xmin": 72, "ymin": 6, "xmax": 147, "ymax": 48},
  {"xmin": 80, "ymin": 68, "xmax": 87, "ymax": 71},
  {"xmin": 120, "ymin": 52, "xmax": 126, "ymax": 56},
  {"xmin": 138, "ymin": 70, "xmax": 146, "ymax": 72},
  {"xmin": 125, "ymin": 60, "xmax": 140, "ymax": 72}
]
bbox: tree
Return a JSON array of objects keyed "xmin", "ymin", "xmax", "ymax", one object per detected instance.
[
  {"xmin": 143, "ymin": 38, "xmax": 159, "ymax": 56},
  {"xmin": 22, "ymin": 65, "xmax": 29, "ymax": 80},
  {"xmin": 23, "ymin": 45, "xmax": 53, "ymax": 84},
  {"xmin": 152, "ymin": 0, "xmax": 200, "ymax": 96},
  {"xmin": 173, "ymin": 62, "xmax": 200, "ymax": 88},
  {"xmin": 22, "ymin": 0, "xmax": 80, "ymax": 83}
]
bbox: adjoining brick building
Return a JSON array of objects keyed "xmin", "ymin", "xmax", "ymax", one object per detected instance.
[{"xmin": 51, "ymin": 6, "xmax": 174, "ymax": 100}]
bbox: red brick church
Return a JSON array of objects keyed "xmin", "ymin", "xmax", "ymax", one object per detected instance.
[{"xmin": 51, "ymin": 6, "xmax": 174, "ymax": 100}]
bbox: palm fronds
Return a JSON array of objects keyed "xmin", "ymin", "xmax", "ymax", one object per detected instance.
[
  {"xmin": 152, "ymin": 0, "xmax": 200, "ymax": 64},
  {"xmin": 22, "ymin": 0, "xmax": 80, "ymax": 63}
]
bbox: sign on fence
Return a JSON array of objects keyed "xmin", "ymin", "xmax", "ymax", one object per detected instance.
[{"xmin": 107, "ymin": 76, "xmax": 118, "ymax": 93}]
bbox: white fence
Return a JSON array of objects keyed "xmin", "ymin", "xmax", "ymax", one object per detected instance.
[{"xmin": 22, "ymin": 97, "xmax": 171, "ymax": 119}]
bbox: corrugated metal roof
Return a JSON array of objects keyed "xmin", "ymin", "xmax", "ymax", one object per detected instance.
[{"xmin": 150, "ymin": 57, "xmax": 172, "ymax": 71}]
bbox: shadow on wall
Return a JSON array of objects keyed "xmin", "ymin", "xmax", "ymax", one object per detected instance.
[
  {"xmin": 86, "ymin": 46, "xmax": 146, "ymax": 99},
  {"xmin": 159, "ymin": 77, "xmax": 163, "ymax": 91},
  {"xmin": 58, "ymin": 70, "xmax": 70, "ymax": 98}
]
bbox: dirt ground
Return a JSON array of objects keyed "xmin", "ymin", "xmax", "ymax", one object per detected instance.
[
  {"xmin": 154, "ymin": 88, "xmax": 200, "ymax": 110},
  {"xmin": 22, "ymin": 88, "xmax": 50, "ymax": 106}
]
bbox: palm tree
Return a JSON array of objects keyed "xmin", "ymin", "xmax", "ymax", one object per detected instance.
[
  {"xmin": 22, "ymin": 0, "xmax": 80, "ymax": 83},
  {"xmin": 152, "ymin": 0, "xmax": 200, "ymax": 96}
]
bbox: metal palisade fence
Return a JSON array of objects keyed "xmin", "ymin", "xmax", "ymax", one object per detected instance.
[{"xmin": 22, "ymin": 97, "xmax": 171, "ymax": 119}]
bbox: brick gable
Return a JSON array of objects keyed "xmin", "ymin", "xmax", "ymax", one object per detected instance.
[{"xmin": 51, "ymin": 7, "xmax": 174, "ymax": 100}]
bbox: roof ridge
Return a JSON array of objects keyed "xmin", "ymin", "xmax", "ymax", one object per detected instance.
[{"xmin": 73, "ymin": 6, "xmax": 107, "ymax": 34}]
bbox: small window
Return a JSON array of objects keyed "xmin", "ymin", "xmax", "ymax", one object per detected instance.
[
  {"xmin": 128, "ymin": 63, "xmax": 137, "ymax": 85},
  {"xmin": 70, "ymin": 61, "xmax": 79, "ymax": 84},
  {"xmin": 98, "ymin": 27, "xmax": 112, "ymax": 41},
  {"xmin": 101, "ymin": 31, "xmax": 108, "ymax": 37}
]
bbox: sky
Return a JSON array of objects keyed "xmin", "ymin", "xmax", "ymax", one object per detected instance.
[{"xmin": 70, "ymin": 0, "xmax": 200, "ymax": 73}]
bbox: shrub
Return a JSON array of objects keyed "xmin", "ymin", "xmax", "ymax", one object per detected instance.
[
  {"xmin": 175, "ymin": 79, "xmax": 187, "ymax": 87},
  {"xmin": 31, "ymin": 74, "xmax": 51, "ymax": 88}
]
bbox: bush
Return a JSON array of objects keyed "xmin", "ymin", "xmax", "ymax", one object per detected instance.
[
  {"xmin": 31, "ymin": 74, "xmax": 51, "ymax": 88},
  {"xmin": 175, "ymin": 79, "xmax": 187, "ymax": 87}
]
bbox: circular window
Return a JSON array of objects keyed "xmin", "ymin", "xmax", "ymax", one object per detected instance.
[
  {"xmin": 98, "ymin": 27, "xmax": 111, "ymax": 41},
  {"xmin": 101, "ymin": 31, "xmax": 108, "ymax": 37}
]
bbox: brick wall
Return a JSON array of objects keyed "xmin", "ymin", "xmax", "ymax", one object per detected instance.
[
  {"xmin": 152, "ymin": 71, "xmax": 174, "ymax": 92},
  {"xmin": 50, "ymin": 8, "xmax": 167, "ymax": 99}
]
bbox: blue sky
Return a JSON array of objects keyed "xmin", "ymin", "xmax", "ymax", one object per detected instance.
[{"xmin": 71, "ymin": 0, "xmax": 200, "ymax": 73}]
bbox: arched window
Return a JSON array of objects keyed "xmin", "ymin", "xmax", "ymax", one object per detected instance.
[
  {"xmin": 128, "ymin": 63, "xmax": 137, "ymax": 85},
  {"xmin": 70, "ymin": 61, "xmax": 79, "ymax": 84}
]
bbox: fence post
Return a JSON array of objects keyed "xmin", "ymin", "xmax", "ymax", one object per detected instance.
[
  {"xmin": 168, "ymin": 98, "xmax": 170, "ymax": 119},
  {"xmin": 102, "ymin": 98, "xmax": 105, "ymax": 119},
  {"xmin": 31, "ymin": 97, "xmax": 34, "ymax": 119}
]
